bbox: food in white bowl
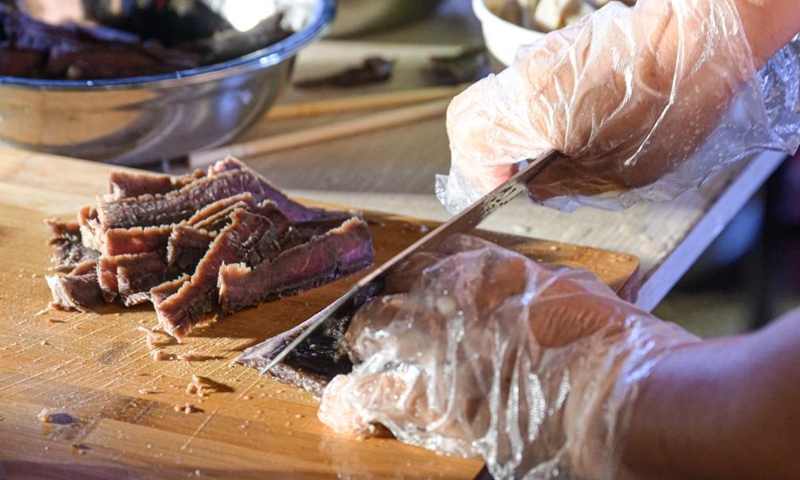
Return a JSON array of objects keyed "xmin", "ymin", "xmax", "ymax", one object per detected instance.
[{"xmin": 474, "ymin": 0, "xmax": 635, "ymax": 67}]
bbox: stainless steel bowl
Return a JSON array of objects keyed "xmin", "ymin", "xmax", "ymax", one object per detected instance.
[
  {"xmin": 0, "ymin": 0, "xmax": 335, "ymax": 165},
  {"xmin": 328, "ymin": 0, "xmax": 445, "ymax": 37}
]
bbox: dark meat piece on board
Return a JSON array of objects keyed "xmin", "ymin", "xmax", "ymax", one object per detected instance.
[
  {"xmin": 219, "ymin": 217, "xmax": 375, "ymax": 314},
  {"xmin": 294, "ymin": 57, "xmax": 394, "ymax": 89},
  {"xmin": 45, "ymin": 219, "xmax": 99, "ymax": 273},
  {"xmin": 101, "ymin": 225, "xmax": 174, "ymax": 257},
  {"xmin": 155, "ymin": 208, "xmax": 287, "ymax": 339},
  {"xmin": 166, "ymin": 226, "xmax": 215, "ymax": 271},
  {"xmin": 98, "ymin": 160, "xmax": 328, "ymax": 230},
  {"xmin": 184, "ymin": 193, "xmax": 254, "ymax": 227},
  {"xmin": 106, "ymin": 169, "xmax": 205, "ymax": 200},
  {"xmin": 46, "ymin": 260, "xmax": 105, "ymax": 312},
  {"xmin": 236, "ymin": 311, "xmax": 354, "ymax": 398}
]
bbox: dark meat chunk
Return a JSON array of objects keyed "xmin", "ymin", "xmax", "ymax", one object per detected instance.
[
  {"xmin": 294, "ymin": 57, "xmax": 394, "ymax": 89},
  {"xmin": 98, "ymin": 251, "xmax": 181, "ymax": 306},
  {"xmin": 155, "ymin": 209, "xmax": 286, "ymax": 339},
  {"xmin": 45, "ymin": 219, "xmax": 99, "ymax": 273},
  {"xmin": 150, "ymin": 275, "xmax": 189, "ymax": 311},
  {"xmin": 0, "ymin": 45, "xmax": 43, "ymax": 77},
  {"xmin": 46, "ymin": 260, "xmax": 104, "ymax": 312},
  {"xmin": 98, "ymin": 161, "xmax": 326, "ymax": 230},
  {"xmin": 107, "ymin": 169, "xmax": 205, "ymax": 200},
  {"xmin": 167, "ymin": 226, "xmax": 215, "ymax": 270},
  {"xmin": 1, "ymin": 8, "xmax": 202, "ymax": 80},
  {"xmin": 426, "ymin": 47, "xmax": 488, "ymax": 86},
  {"xmin": 116, "ymin": 252, "xmax": 179, "ymax": 306},
  {"xmin": 219, "ymin": 218, "xmax": 375, "ymax": 314},
  {"xmin": 236, "ymin": 313, "xmax": 354, "ymax": 397}
]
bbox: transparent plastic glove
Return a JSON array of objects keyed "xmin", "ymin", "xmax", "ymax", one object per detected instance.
[
  {"xmin": 318, "ymin": 235, "xmax": 697, "ymax": 479},
  {"xmin": 437, "ymin": 0, "xmax": 800, "ymax": 213}
]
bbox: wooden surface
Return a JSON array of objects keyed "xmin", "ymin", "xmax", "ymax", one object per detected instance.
[{"xmin": 0, "ymin": 150, "xmax": 639, "ymax": 480}]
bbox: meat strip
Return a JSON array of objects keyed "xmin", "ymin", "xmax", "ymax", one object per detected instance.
[
  {"xmin": 106, "ymin": 169, "xmax": 205, "ymax": 200},
  {"xmin": 155, "ymin": 209, "xmax": 286, "ymax": 339},
  {"xmin": 44, "ymin": 219, "xmax": 99, "ymax": 273},
  {"xmin": 166, "ymin": 226, "xmax": 215, "ymax": 271},
  {"xmin": 190, "ymin": 201, "xmax": 250, "ymax": 232},
  {"xmin": 150, "ymin": 275, "xmax": 189, "ymax": 310},
  {"xmin": 98, "ymin": 251, "xmax": 181, "ymax": 306},
  {"xmin": 183, "ymin": 192, "xmax": 254, "ymax": 227},
  {"xmin": 97, "ymin": 170, "xmax": 321, "ymax": 229},
  {"xmin": 46, "ymin": 260, "xmax": 104, "ymax": 312},
  {"xmin": 101, "ymin": 225, "xmax": 174, "ymax": 257},
  {"xmin": 218, "ymin": 218, "xmax": 375, "ymax": 314},
  {"xmin": 97, "ymin": 159, "xmax": 327, "ymax": 230}
]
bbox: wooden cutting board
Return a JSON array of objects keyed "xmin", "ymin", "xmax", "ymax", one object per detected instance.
[{"xmin": 0, "ymin": 149, "xmax": 639, "ymax": 480}]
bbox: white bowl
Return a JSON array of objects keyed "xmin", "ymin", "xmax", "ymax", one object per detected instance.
[{"xmin": 473, "ymin": 0, "xmax": 544, "ymax": 68}]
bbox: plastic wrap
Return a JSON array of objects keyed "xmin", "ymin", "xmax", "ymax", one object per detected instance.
[
  {"xmin": 436, "ymin": 0, "xmax": 800, "ymax": 213},
  {"xmin": 318, "ymin": 235, "xmax": 697, "ymax": 479}
]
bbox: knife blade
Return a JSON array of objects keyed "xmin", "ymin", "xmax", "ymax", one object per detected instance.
[{"xmin": 259, "ymin": 148, "xmax": 560, "ymax": 374}]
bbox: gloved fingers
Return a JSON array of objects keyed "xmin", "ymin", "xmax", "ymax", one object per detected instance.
[{"xmin": 446, "ymin": 69, "xmax": 554, "ymax": 194}]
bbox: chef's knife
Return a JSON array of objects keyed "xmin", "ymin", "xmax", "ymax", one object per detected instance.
[{"xmin": 259, "ymin": 148, "xmax": 560, "ymax": 373}]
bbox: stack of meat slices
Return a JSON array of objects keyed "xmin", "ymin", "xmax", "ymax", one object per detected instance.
[{"xmin": 45, "ymin": 157, "xmax": 375, "ymax": 340}]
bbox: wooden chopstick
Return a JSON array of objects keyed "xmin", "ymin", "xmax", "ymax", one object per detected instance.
[
  {"xmin": 264, "ymin": 83, "xmax": 470, "ymax": 121},
  {"xmin": 188, "ymin": 97, "xmax": 452, "ymax": 168}
]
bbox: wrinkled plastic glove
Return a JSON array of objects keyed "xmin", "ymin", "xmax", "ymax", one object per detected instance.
[
  {"xmin": 318, "ymin": 235, "xmax": 697, "ymax": 479},
  {"xmin": 437, "ymin": 0, "xmax": 800, "ymax": 213}
]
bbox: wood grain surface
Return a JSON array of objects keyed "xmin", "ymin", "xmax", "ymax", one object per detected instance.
[{"xmin": 0, "ymin": 150, "xmax": 639, "ymax": 479}]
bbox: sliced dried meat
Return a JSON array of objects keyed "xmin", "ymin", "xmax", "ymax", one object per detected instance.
[
  {"xmin": 107, "ymin": 169, "xmax": 205, "ymax": 200},
  {"xmin": 155, "ymin": 209, "xmax": 286, "ymax": 338},
  {"xmin": 101, "ymin": 225, "xmax": 174, "ymax": 257},
  {"xmin": 166, "ymin": 226, "xmax": 215, "ymax": 270},
  {"xmin": 184, "ymin": 193, "xmax": 254, "ymax": 227},
  {"xmin": 98, "ymin": 164, "xmax": 324, "ymax": 230},
  {"xmin": 46, "ymin": 260, "xmax": 104, "ymax": 312},
  {"xmin": 45, "ymin": 219, "xmax": 99, "ymax": 273},
  {"xmin": 150, "ymin": 275, "xmax": 189, "ymax": 311},
  {"xmin": 116, "ymin": 252, "xmax": 179, "ymax": 306},
  {"xmin": 190, "ymin": 201, "xmax": 250, "ymax": 232},
  {"xmin": 44, "ymin": 156, "xmax": 375, "ymax": 340},
  {"xmin": 219, "ymin": 218, "xmax": 375, "ymax": 314},
  {"xmin": 98, "ymin": 251, "xmax": 182, "ymax": 306}
]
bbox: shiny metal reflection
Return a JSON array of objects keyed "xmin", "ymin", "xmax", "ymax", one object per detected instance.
[{"xmin": 0, "ymin": 0, "xmax": 335, "ymax": 165}]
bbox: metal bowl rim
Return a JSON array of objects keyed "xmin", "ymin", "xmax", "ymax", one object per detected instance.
[{"xmin": 0, "ymin": 0, "xmax": 335, "ymax": 91}]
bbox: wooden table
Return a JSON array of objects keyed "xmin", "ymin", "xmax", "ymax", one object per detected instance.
[{"xmin": 0, "ymin": 151, "xmax": 640, "ymax": 479}]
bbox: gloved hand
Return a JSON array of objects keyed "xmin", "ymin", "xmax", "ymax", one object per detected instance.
[
  {"xmin": 318, "ymin": 235, "xmax": 696, "ymax": 479},
  {"xmin": 437, "ymin": 0, "xmax": 797, "ymax": 213}
]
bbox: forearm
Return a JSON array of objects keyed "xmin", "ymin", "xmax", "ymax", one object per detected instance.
[{"xmin": 623, "ymin": 310, "xmax": 800, "ymax": 479}]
